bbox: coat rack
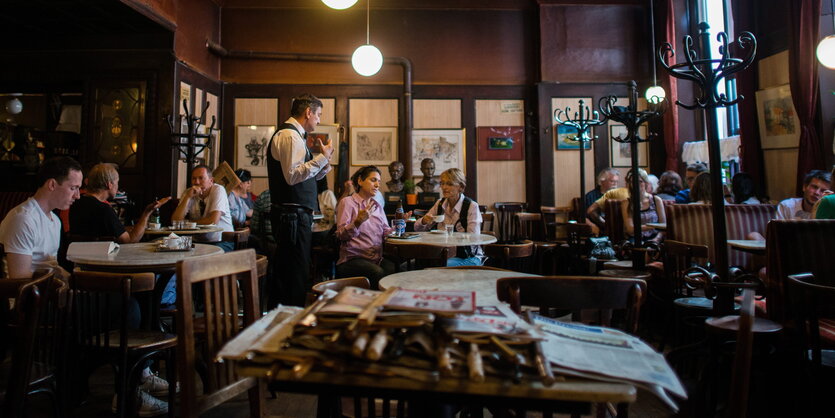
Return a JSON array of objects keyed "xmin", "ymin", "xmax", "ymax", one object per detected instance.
[
  {"xmin": 554, "ymin": 99, "xmax": 607, "ymax": 222},
  {"xmin": 599, "ymin": 81, "xmax": 665, "ymax": 270},
  {"xmin": 658, "ymin": 23, "xmax": 757, "ymax": 315},
  {"xmin": 166, "ymin": 99, "xmax": 216, "ymax": 179}
]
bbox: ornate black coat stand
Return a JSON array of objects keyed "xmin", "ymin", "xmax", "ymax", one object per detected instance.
[
  {"xmin": 659, "ymin": 23, "xmax": 757, "ymax": 315},
  {"xmin": 167, "ymin": 99, "xmax": 216, "ymax": 180},
  {"xmin": 554, "ymin": 100, "xmax": 607, "ymax": 222},
  {"xmin": 599, "ymin": 81, "xmax": 665, "ymax": 270}
]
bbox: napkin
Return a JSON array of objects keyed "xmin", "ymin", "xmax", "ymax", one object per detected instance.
[{"xmin": 67, "ymin": 241, "xmax": 120, "ymax": 257}]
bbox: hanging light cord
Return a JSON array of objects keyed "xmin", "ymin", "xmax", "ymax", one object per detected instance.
[
  {"xmin": 366, "ymin": 0, "xmax": 371, "ymax": 45},
  {"xmin": 649, "ymin": 0, "xmax": 658, "ymax": 86}
]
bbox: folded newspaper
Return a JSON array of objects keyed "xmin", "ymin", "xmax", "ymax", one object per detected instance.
[{"xmin": 532, "ymin": 314, "xmax": 686, "ymax": 411}]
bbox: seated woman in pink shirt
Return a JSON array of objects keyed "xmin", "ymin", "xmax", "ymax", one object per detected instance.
[{"xmin": 335, "ymin": 165, "xmax": 406, "ymax": 288}]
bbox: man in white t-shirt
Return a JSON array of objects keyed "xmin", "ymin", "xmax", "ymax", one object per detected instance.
[
  {"xmin": 172, "ymin": 165, "xmax": 235, "ymax": 251},
  {"xmin": 776, "ymin": 170, "xmax": 831, "ymax": 220},
  {"xmin": 0, "ymin": 156, "xmax": 82, "ymax": 279}
]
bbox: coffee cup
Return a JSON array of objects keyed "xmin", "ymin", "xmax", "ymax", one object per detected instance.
[
  {"xmin": 164, "ymin": 237, "xmax": 179, "ymax": 249},
  {"xmin": 148, "ymin": 222, "xmax": 160, "ymax": 230},
  {"xmin": 433, "ymin": 214, "xmax": 445, "ymax": 223},
  {"xmin": 185, "ymin": 221, "xmax": 197, "ymax": 229}
]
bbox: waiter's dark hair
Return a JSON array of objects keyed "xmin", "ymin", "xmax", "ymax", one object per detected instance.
[
  {"xmin": 351, "ymin": 165, "xmax": 381, "ymax": 190},
  {"xmin": 36, "ymin": 156, "xmax": 82, "ymax": 188},
  {"xmin": 290, "ymin": 93, "xmax": 323, "ymax": 118}
]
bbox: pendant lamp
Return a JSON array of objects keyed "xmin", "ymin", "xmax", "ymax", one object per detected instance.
[
  {"xmin": 322, "ymin": 0, "xmax": 358, "ymax": 10},
  {"xmin": 352, "ymin": 0, "xmax": 383, "ymax": 76},
  {"xmin": 817, "ymin": 0, "xmax": 835, "ymax": 69},
  {"xmin": 645, "ymin": 0, "xmax": 666, "ymax": 103}
]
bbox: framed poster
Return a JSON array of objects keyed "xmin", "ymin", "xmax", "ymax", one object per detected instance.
[
  {"xmin": 235, "ymin": 125, "xmax": 275, "ymax": 177},
  {"xmin": 756, "ymin": 84, "xmax": 800, "ymax": 149},
  {"xmin": 609, "ymin": 124, "xmax": 648, "ymax": 167},
  {"xmin": 555, "ymin": 124, "xmax": 591, "ymax": 150},
  {"xmin": 411, "ymin": 129, "xmax": 466, "ymax": 176},
  {"xmin": 308, "ymin": 123, "xmax": 340, "ymax": 165},
  {"xmin": 476, "ymin": 126, "xmax": 524, "ymax": 161},
  {"xmin": 350, "ymin": 127, "xmax": 397, "ymax": 166}
]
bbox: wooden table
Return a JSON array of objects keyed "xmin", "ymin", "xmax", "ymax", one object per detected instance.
[
  {"xmin": 379, "ymin": 268, "xmax": 538, "ymax": 306},
  {"xmin": 727, "ymin": 239, "xmax": 766, "ymax": 255},
  {"xmin": 143, "ymin": 225, "xmax": 224, "ymax": 236},
  {"xmin": 386, "ymin": 231, "xmax": 497, "ymax": 247},
  {"xmin": 67, "ymin": 242, "xmax": 224, "ymax": 273}
]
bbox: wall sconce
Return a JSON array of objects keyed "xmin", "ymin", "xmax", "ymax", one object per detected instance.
[
  {"xmin": 818, "ymin": 0, "xmax": 835, "ymax": 69},
  {"xmin": 352, "ymin": 0, "xmax": 383, "ymax": 76},
  {"xmin": 5, "ymin": 94, "xmax": 23, "ymax": 115},
  {"xmin": 322, "ymin": 0, "xmax": 357, "ymax": 10}
]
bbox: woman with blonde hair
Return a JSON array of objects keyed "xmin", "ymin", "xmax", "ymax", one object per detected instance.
[{"xmin": 621, "ymin": 168, "xmax": 666, "ymax": 243}]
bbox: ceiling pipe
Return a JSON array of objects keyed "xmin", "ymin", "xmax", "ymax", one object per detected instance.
[{"xmin": 206, "ymin": 39, "xmax": 414, "ymax": 176}]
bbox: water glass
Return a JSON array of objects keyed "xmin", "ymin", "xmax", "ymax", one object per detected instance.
[
  {"xmin": 390, "ymin": 220, "xmax": 401, "ymax": 237},
  {"xmin": 445, "ymin": 223, "xmax": 454, "ymax": 235}
]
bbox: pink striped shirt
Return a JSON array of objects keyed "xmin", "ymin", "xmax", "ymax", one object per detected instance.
[{"xmin": 335, "ymin": 194, "xmax": 393, "ymax": 265}]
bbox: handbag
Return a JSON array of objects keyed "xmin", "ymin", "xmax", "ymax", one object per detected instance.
[{"xmin": 587, "ymin": 236, "xmax": 616, "ymax": 260}]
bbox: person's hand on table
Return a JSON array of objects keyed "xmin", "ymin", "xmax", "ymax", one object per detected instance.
[{"xmin": 143, "ymin": 196, "xmax": 172, "ymax": 214}]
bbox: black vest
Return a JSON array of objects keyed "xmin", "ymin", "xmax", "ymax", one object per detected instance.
[
  {"xmin": 438, "ymin": 196, "xmax": 475, "ymax": 258},
  {"xmin": 267, "ymin": 123, "xmax": 319, "ymax": 211}
]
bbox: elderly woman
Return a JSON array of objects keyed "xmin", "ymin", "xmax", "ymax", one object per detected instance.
[
  {"xmin": 335, "ymin": 166, "xmax": 401, "ymax": 287},
  {"xmin": 621, "ymin": 168, "xmax": 666, "ymax": 243},
  {"xmin": 414, "ymin": 168, "xmax": 484, "ymax": 266}
]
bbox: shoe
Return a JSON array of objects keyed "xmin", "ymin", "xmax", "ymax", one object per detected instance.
[
  {"xmin": 139, "ymin": 373, "xmax": 179, "ymax": 397},
  {"xmin": 111, "ymin": 391, "xmax": 169, "ymax": 417}
]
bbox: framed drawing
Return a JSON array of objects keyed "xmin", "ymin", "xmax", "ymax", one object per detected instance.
[
  {"xmin": 476, "ymin": 126, "xmax": 524, "ymax": 161},
  {"xmin": 308, "ymin": 123, "xmax": 340, "ymax": 165},
  {"xmin": 411, "ymin": 129, "xmax": 466, "ymax": 176},
  {"xmin": 351, "ymin": 127, "xmax": 397, "ymax": 166},
  {"xmin": 609, "ymin": 124, "xmax": 648, "ymax": 167},
  {"xmin": 555, "ymin": 124, "xmax": 591, "ymax": 150},
  {"xmin": 235, "ymin": 125, "xmax": 275, "ymax": 177},
  {"xmin": 756, "ymin": 84, "xmax": 800, "ymax": 149}
]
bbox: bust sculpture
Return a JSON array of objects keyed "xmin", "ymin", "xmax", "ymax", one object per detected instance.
[
  {"xmin": 386, "ymin": 161, "xmax": 405, "ymax": 193},
  {"xmin": 416, "ymin": 158, "xmax": 440, "ymax": 193}
]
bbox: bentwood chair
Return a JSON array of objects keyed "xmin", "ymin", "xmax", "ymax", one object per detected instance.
[
  {"xmin": 176, "ymin": 249, "xmax": 265, "ymax": 418},
  {"xmin": 515, "ymin": 212, "xmax": 558, "ymax": 275},
  {"xmin": 386, "ymin": 243, "xmax": 453, "ymax": 271},
  {"xmin": 786, "ymin": 273, "xmax": 835, "ymax": 380},
  {"xmin": 483, "ymin": 240, "xmax": 534, "ymax": 272},
  {"xmin": 71, "ymin": 270, "xmax": 177, "ymax": 418},
  {"xmin": 222, "ymin": 227, "xmax": 251, "ymax": 250},
  {"xmin": 492, "ymin": 202, "xmax": 528, "ymax": 243}
]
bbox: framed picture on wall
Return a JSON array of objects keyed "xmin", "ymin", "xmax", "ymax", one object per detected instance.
[
  {"xmin": 411, "ymin": 129, "xmax": 466, "ymax": 176},
  {"xmin": 476, "ymin": 126, "xmax": 524, "ymax": 161},
  {"xmin": 350, "ymin": 126, "xmax": 397, "ymax": 166},
  {"xmin": 609, "ymin": 124, "xmax": 648, "ymax": 167},
  {"xmin": 555, "ymin": 124, "xmax": 591, "ymax": 150},
  {"xmin": 756, "ymin": 84, "xmax": 800, "ymax": 149},
  {"xmin": 308, "ymin": 123, "xmax": 340, "ymax": 165},
  {"xmin": 235, "ymin": 125, "xmax": 275, "ymax": 177}
]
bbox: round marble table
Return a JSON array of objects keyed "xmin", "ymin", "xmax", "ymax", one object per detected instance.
[
  {"xmin": 727, "ymin": 239, "xmax": 765, "ymax": 255},
  {"xmin": 379, "ymin": 268, "xmax": 538, "ymax": 306},
  {"xmin": 67, "ymin": 242, "xmax": 224, "ymax": 273},
  {"xmin": 386, "ymin": 231, "xmax": 497, "ymax": 247},
  {"xmin": 143, "ymin": 225, "xmax": 224, "ymax": 236}
]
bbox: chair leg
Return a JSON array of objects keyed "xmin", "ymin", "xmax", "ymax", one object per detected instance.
[
  {"xmin": 248, "ymin": 378, "xmax": 266, "ymax": 418},
  {"xmin": 167, "ymin": 348, "xmax": 176, "ymax": 418}
]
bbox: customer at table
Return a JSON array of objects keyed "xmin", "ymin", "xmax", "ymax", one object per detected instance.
[
  {"xmin": 621, "ymin": 169, "xmax": 665, "ymax": 243},
  {"xmin": 730, "ymin": 172, "xmax": 763, "ymax": 204},
  {"xmin": 228, "ymin": 168, "xmax": 254, "ymax": 229},
  {"xmin": 584, "ymin": 168, "xmax": 620, "ymax": 212},
  {"xmin": 250, "ymin": 188, "xmax": 273, "ymax": 254},
  {"xmin": 585, "ymin": 168, "xmax": 641, "ymax": 234},
  {"xmin": 656, "ymin": 170, "xmax": 683, "ymax": 201},
  {"xmin": 689, "ymin": 172, "xmax": 713, "ymax": 204},
  {"xmin": 776, "ymin": 169, "xmax": 831, "ymax": 220},
  {"xmin": 0, "ymin": 156, "xmax": 81, "ymax": 280},
  {"xmin": 267, "ymin": 93, "xmax": 333, "ymax": 307},
  {"xmin": 813, "ymin": 167, "xmax": 835, "ymax": 219},
  {"xmin": 334, "ymin": 166, "xmax": 398, "ymax": 288},
  {"xmin": 675, "ymin": 162, "xmax": 708, "ymax": 203},
  {"xmin": 414, "ymin": 168, "xmax": 484, "ymax": 266},
  {"xmin": 171, "ymin": 165, "xmax": 235, "ymax": 251},
  {"xmin": 70, "ymin": 163, "xmax": 171, "ymax": 243},
  {"xmin": 312, "ymin": 177, "xmax": 337, "ymax": 246}
]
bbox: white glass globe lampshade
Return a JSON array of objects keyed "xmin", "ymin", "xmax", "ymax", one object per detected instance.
[
  {"xmin": 322, "ymin": 0, "xmax": 358, "ymax": 10},
  {"xmin": 817, "ymin": 35, "xmax": 835, "ymax": 69},
  {"xmin": 4, "ymin": 97, "xmax": 22, "ymax": 115},
  {"xmin": 645, "ymin": 85, "xmax": 666, "ymax": 104},
  {"xmin": 352, "ymin": 44, "xmax": 383, "ymax": 77}
]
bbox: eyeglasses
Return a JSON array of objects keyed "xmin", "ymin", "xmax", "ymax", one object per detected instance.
[{"xmin": 440, "ymin": 181, "xmax": 458, "ymax": 187}]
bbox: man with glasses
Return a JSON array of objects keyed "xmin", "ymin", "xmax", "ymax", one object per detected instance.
[
  {"xmin": 171, "ymin": 164, "xmax": 234, "ymax": 251},
  {"xmin": 675, "ymin": 162, "xmax": 708, "ymax": 204}
]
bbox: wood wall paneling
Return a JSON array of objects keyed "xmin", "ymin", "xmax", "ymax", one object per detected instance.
[
  {"xmin": 233, "ymin": 98, "xmax": 278, "ymax": 195},
  {"xmin": 174, "ymin": 0, "xmax": 221, "ymax": 79},
  {"xmin": 475, "ymin": 99, "xmax": 526, "ymax": 210},
  {"xmin": 763, "ymin": 148, "xmax": 799, "ymax": 203},
  {"xmin": 348, "ymin": 99, "xmax": 399, "ymax": 188},
  {"xmin": 551, "ymin": 97, "xmax": 597, "ymax": 208},
  {"xmin": 414, "ymin": 100, "xmax": 462, "ymax": 129}
]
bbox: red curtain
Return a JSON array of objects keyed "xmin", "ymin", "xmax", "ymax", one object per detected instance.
[
  {"xmin": 733, "ymin": 0, "xmax": 765, "ymax": 187},
  {"xmin": 789, "ymin": 0, "xmax": 824, "ymax": 192},
  {"xmin": 662, "ymin": 0, "xmax": 680, "ymax": 171}
]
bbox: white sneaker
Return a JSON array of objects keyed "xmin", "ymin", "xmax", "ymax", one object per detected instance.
[
  {"xmin": 111, "ymin": 390, "xmax": 169, "ymax": 417},
  {"xmin": 140, "ymin": 374, "xmax": 178, "ymax": 397}
]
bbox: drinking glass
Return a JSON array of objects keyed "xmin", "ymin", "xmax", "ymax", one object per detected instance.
[
  {"xmin": 445, "ymin": 223, "xmax": 454, "ymax": 235},
  {"xmin": 390, "ymin": 220, "xmax": 400, "ymax": 237}
]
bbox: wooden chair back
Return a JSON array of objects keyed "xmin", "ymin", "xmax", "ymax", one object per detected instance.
[
  {"xmin": 176, "ymin": 248, "xmax": 264, "ymax": 417},
  {"xmin": 386, "ymin": 243, "xmax": 453, "ymax": 271},
  {"xmin": 312, "ymin": 276, "xmax": 371, "ymax": 295},
  {"xmin": 256, "ymin": 254, "xmax": 270, "ymax": 312},
  {"xmin": 569, "ymin": 197, "xmax": 582, "ymax": 221},
  {"xmin": 0, "ymin": 269, "xmax": 59, "ymax": 417},
  {"xmin": 492, "ymin": 202, "xmax": 528, "ymax": 243},
  {"xmin": 514, "ymin": 212, "xmax": 544, "ymax": 241},
  {"xmin": 497, "ymin": 275, "xmax": 647, "ymax": 334},
  {"xmin": 481, "ymin": 212, "xmax": 494, "ymax": 234},
  {"xmin": 765, "ymin": 219, "xmax": 835, "ymax": 323},
  {"xmin": 660, "ymin": 240, "xmax": 710, "ymax": 300},
  {"xmin": 786, "ymin": 273, "xmax": 835, "ymax": 372},
  {"xmin": 222, "ymin": 227, "xmax": 251, "ymax": 250},
  {"xmin": 483, "ymin": 240, "xmax": 534, "ymax": 271},
  {"xmin": 603, "ymin": 199, "xmax": 627, "ymax": 244},
  {"xmin": 540, "ymin": 205, "xmax": 571, "ymax": 242}
]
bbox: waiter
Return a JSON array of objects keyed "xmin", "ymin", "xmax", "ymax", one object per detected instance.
[{"xmin": 267, "ymin": 94, "xmax": 334, "ymax": 307}]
